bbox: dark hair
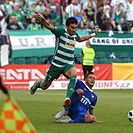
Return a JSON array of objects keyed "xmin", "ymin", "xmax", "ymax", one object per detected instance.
[
  {"xmin": 84, "ymin": 71, "xmax": 94, "ymax": 79},
  {"xmin": 66, "ymin": 17, "xmax": 78, "ymax": 26},
  {"xmin": 99, "ymin": 3, "xmax": 104, "ymax": 7}
]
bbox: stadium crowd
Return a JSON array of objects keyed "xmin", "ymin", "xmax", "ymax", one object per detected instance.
[
  {"xmin": 0, "ymin": 0, "xmax": 133, "ymax": 30},
  {"xmin": 0, "ymin": 0, "xmax": 133, "ymax": 49}
]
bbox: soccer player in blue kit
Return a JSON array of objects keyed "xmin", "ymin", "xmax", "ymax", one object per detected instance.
[{"xmin": 55, "ymin": 72, "xmax": 101, "ymax": 123}]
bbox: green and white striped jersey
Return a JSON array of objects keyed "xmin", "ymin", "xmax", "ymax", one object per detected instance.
[{"xmin": 51, "ymin": 27, "xmax": 80, "ymax": 67}]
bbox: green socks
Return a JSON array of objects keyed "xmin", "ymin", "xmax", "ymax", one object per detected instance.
[
  {"xmin": 66, "ymin": 76, "xmax": 77, "ymax": 98},
  {"xmin": 35, "ymin": 77, "xmax": 77, "ymax": 97},
  {"xmin": 36, "ymin": 80, "xmax": 43, "ymax": 88}
]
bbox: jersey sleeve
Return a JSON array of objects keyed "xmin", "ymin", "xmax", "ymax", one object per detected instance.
[
  {"xmin": 91, "ymin": 95, "xmax": 97, "ymax": 108},
  {"xmin": 51, "ymin": 27, "xmax": 63, "ymax": 37},
  {"xmin": 75, "ymin": 32, "xmax": 80, "ymax": 41}
]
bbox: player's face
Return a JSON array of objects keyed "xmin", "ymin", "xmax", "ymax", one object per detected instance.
[
  {"xmin": 85, "ymin": 74, "xmax": 96, "ymax": 88},
  {"xmin": 66, "ymin": 23, "xmax": 78, "ymax": 36}
]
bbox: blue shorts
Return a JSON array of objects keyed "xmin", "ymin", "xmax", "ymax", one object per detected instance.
[
  {"xmin": 45, "ymin": 64, "xmax": 75, "ymax": 81},
  {"xmin": 69, "ymin": 113, "xmax": 85, "ymax": 123}
]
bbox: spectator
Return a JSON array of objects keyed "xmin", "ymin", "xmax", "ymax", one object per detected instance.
[
  {"xmin": 105, "ymin": 17, "xmax": 117, "ymax": 31},
  {"xmin": 36, "ymin": 0, "xmax": 46, "ymax": 15},
  {"xmin": 43, "ymin": 8, "xmax": 52, "ymax": 24},
  {"xmin": 26, "ymin": 3, "xmax": 36, "ymax": 24},
  {"xmin": 25, "ymin": 0, "xmax": 37, "ymax": 10},
  {"xmin": 82, "ymin": 0, "xmax": 97, "ymax": 11},
  {"xmin": 0, "ymin": 5, "xmax": 4, "ymax": 20},
  {"xmin": 80, "ymin": 40, "xmax": 95, "ymax": 79},
  {"xmin": 2, "ymin": 0, "xmax": 12, "ymax": 15},
  {"xmin": 26, "ymin": 16, "xmax": 42, "ymax": 30},
  {"xmin": 65, "ymin": 0, "xmax": 81, "ymax": 17},
  {"xmin": 19, "ymin": 0, "xmax": 30, "ymax": 29},
  {"xmin": 80, "ymin": 9, "xmax": 88, "ymax": 28},
  {"xmin": 97, "ymin": 3, "xmax": 106, "ymax": 30},
  {"xmin": 0, "ymin": 15, "xmax": 9, "ymax": 44},
  {"xmin": 47, "ymin": 0, "xmax": 57, "ymax": 20},
  {"xmin": 9, "ymin": 0, "xmax": 19, "ymax": 9},
  {"xmin": 27, "ymin": 3, "xmax": 36, "ymax": 18},
  {"xmin": 7, "ymin": 15, "xmax": 21, "ymax": 30},
  {"xmin": 55, "ymin": 0, "xmax": 67, "ymax": 12},
  {"xmin": 126, "ymin": 0, "xmax": 133, "ymax": 30},
  {"xmin": 119, "ymin": 18, "xmax": 129, "ymax": 32},
  {"xmin": 80, "ymin": 0, "xmax": 88, "ymax": 10},
  {"xmin": 0, "ymin": 14, "xmax": 12, "ymax": 58},
  {"xmin": 10, "ymin": 4, "xmax": 25, "ymax": 29},
  {"xmin": 103, "ymin": 0, "xmax": 111, "ymax": 19},
  {"xmin": 73, "ymin": 9, "xmax": 84, "ymax": 29},
  {"xmin": 84, "ymin": 1, "xmax": 96, "ymax": 30},
  {"xmin": 110, "ymin": 0, "xmax": 127, "ymax": 20},
  {"xmin": 53, "ymin": 11, "xmax": 68, "ymax": 27},
  {"xmin": 115, "ymin": 3, "xmax": 125, "ymax": 25}
]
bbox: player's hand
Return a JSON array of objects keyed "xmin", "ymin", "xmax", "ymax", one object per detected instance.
[
  {"xmin": 95, "ymin": 120, "xmax": 103, "ymax": 122},
  {"xmin": 93, "ymin": 116, "xmax": 103, "ymax": 122},
  {"xmin": 34, "ymin": 11, "xmax": 44, "ymax": 20},
  {"xmin": 94, "ymin": 26, "xmax": 99, "ymax": 35}
]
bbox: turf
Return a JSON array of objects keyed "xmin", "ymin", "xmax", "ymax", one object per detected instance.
[{"xmin": 0, "ymin": 89, "xmax": 133, "ymax": 133}]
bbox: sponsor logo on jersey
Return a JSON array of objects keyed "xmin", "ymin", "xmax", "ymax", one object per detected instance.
[{"xmin": 67, "ymin": 41, "xmax": 75, "ymax": 48}]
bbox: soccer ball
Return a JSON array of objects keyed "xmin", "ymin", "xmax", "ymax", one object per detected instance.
[{"xmin": 128, "ymin": 109, "xmax": 133, "ymax": 122}]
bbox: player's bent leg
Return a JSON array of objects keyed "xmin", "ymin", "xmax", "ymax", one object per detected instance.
[
  {"xmin": 84, "ymin": 114, "xmax": 95, "ymax": 123},
  {"xmin": 66, "ymin": 76, "xmax": 77, "ymax": 98},
  {"xmin": 63, "ymin": 98, "xmax": 71, "ymax": 107},
  {"xmin": 64, "ymin": 90, "xmax": 83, "ymax": 108},
  {"xmin": 65, "ymin": 67, "xmax": 77, "ymax": 98},
  {"xmin": 42, "ymin": 81, "xmax": 52, "ymax": 90},
  {"xmin": 56, "ymin": 118, "xmax": 71, "ymax": 123},
  {"xmin": 63, "ymin": 67, "xmax": 77, "ymax": 107},
  {"xmin": 30, "ymin": 80, "xmax": 39, "ymax": 95},
  {"xmin": 55, "ymin": 109, "xmax": 68, "ymax": 119},
  {"xmin": 69, "ymin": 114, "xmax": 94, "ymax": 123},
  {"xmin": 63, "ymin": 76, "xmax": 77, "ymax": 107},
  {"xmin": 30, "ymin": 80, "xmax": 52, "ymax": 95},
  {"xmin": 69, "ymin": 114, "xmax": 85, "ymax": 123}
]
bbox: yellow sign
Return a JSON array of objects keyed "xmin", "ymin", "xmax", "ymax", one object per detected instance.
[{"xmin": 112, "ymin": 63, "xmax": 133, "ymax": 80}]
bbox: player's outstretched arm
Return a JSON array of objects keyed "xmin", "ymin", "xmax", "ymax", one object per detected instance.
[
  {"xmin": 78, "ymin": 26, "xmax": 99, "ymax": 42},
  {"xmin": 34, "ymin": 11, "xmax": 54, "ymax": 32}
]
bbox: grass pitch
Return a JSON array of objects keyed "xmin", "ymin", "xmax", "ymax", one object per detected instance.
[{"xmin": 0, "ymin": 89, "xmax": 133, "ymax": 133}]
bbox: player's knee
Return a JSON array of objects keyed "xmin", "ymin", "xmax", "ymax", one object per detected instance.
[{"xmin": 76, "ymin": 89, "xmax": 84, "ymax": 99}]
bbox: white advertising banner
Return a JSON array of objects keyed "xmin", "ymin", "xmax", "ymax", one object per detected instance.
[
  {"xmin": 10, "ymin": 35, "xmax": 86, "ymax": 50},
  {"xmin": 29, "ymin": 80, "xmax": 133, "ymax": 90},
  {"xmin": 91, "ymin": 38, "xmax": 133, "ymax": 45},
  {"xmin": 10, "ymin": 35, "xmax": 133, "ymax": 50}
]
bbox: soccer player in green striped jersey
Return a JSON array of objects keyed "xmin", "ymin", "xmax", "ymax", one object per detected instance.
[{"xmin": 30, "ymin": 11, "xmax": 99, "ymax": 107}]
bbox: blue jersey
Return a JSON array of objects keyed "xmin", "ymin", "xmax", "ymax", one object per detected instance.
[{"xmin": 66, "ymin": 79, "xmax": 97, "ymax": 123}]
